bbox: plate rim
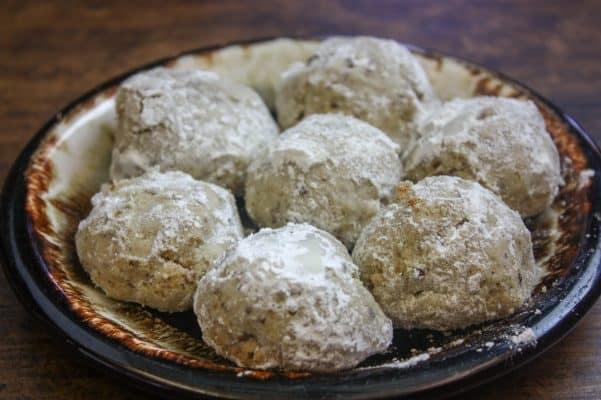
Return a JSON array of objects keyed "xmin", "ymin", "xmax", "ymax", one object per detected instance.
[{"xmin": 2, "ymin": 36, "xmax": 601, "ymax": 400}]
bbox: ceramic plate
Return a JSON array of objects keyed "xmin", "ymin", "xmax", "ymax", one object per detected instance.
[{"xmin": 1, "ymin": 38, "xmax": 601, "ymax": 399}]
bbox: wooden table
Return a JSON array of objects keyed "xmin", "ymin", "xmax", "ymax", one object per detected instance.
[{"xmin": 1, "ymin": 1, "xmax": 599, "ymax": 398}]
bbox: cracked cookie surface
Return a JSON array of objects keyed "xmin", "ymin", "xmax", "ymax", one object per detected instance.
[
  {"xmin": 245, "ymin": 114, "xmax": 402, "ymax": 248},
  {"xmin": 403, "ymin": 96, "xmax": 562, "ymax": 217},
  {"xmin": 110, "ymin": 67, "xmax": 279, "ymax": 195},
  {"xmin": 194, "ymin": 223, "xmax": 393, "ymax": 371},
  {"xmin": 275, "ymin": 36, "xmax": 436, "ymax": 148},
  {"xmin": 352, "ymin": 176, "xmax": 539, "ymax": 331},
  {"xmin": 75, "ymin": 170, "xmax": 243, "ymax": 312}
]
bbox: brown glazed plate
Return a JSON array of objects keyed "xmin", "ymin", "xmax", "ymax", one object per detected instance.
[{"xmin": 1, "ymin": 37, "xmax": 601, "ymax": 399}]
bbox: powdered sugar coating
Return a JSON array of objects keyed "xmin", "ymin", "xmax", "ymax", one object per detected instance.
[
  {"xmin": 245, "ymin": 114, "xmax": 402, "ymax": 248},
  {"xmin": 352, "ymin": 176, "xmax": 539, "ymax": 331},
  {"xmin": 404, "ymin": 97, "xmax": 562, "ymax": 217},
  {"xmin": 75, "ymin": 170, "xmax": 243, "ymax": 312},
  {"xmin": 275, "ymin": 36, "xmax": 436, "ymax": 148},
  {"xmin": 194, "ymin": 223, "xmax": 393, "ymax": 372},
  {"xmin": 110, "ymin": 67, "xmax": 279, "ymax": 195}
]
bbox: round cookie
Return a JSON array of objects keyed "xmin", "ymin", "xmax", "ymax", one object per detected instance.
[
  {"xmin": 245, "ymin": 113, "xmax": 402, "ymax": 248},
  {"xmin": 110, "ymin": 67, "xmax": 279, "ymax": 195},
  {"xmin": 352, "ymin": 176, "xmax": 539, "ymax": 331},
  {"xmin": 75, "ymin": 170, "xmax": 244, "ymax": 312},
  {"xmin": 403, "ymin": 96, "xmax": 562, "ymax": 217},
  {"xmin": 275, "ymin": 36, "xmax": 436, "ymax": 148},
  {"xmin": 194, "ymin": 223, "xmax": 393, "ymax": 372}
]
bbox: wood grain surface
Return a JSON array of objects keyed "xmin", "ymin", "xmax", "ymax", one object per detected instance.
[{"xmin": 1, "ymin": 1, "xmax": 600, "ymax": 399}]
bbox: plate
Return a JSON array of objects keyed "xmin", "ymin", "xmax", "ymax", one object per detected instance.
[{"xmin": 1, "ymin": 37, "xmax": 601, "ymax": 399}]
